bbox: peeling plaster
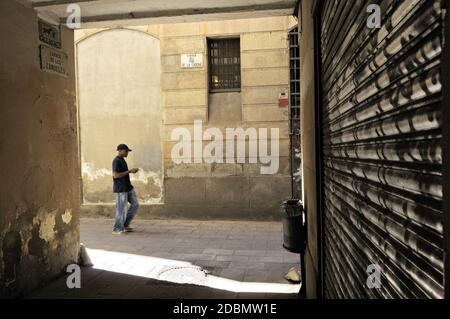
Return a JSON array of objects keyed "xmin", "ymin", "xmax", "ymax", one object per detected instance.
[
  {"xmin": 82, "ymin": 161, "xmax": 111, "ymax": 181},
  {"xmin": 134, "ymin": 170, "xmax": 162, "ymax": 186},
  {"xmin": 39, "ymin": 212, "xmax": 56, "ymax": 242},
  {"xmin": 61, "ymin": 209, "xmax": 72, "ymax": 224},
  {"xmin": 133, "ymin": 170, "xmax": 164, "ymax": 204},
  {"xmin": 32, "ymin": 208, "xmax": 56, "ymax": 242},
  {"xmin": 82, "ymin": 161, "xmax": 164, "ymax": 204},
  {"xmin": 83, "ymin": 161, "xmax": 162, "ymax": 186}
]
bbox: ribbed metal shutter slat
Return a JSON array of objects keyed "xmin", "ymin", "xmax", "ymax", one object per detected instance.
[{"xmin": 320, "ymin": 0, "xmax": 444, "ymax": 298}]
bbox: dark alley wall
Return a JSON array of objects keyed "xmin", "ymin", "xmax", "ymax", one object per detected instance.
[
  {"xmin": 0, "ymin": 0, "xmax": 80, "ymax": 298},
  {"xmin": 298, "ymin": 0, "xmax": 320, "ymax": 299}
]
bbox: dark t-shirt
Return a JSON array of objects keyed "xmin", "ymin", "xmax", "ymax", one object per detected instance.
[{"xmin": 112, "ymin": 156, "xmax": 133, "ymax": 193}]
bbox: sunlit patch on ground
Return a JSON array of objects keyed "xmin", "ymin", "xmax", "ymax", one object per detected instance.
[{"xmin": 87, "ymin": 248, "xmax": 301, "ymax": 294}]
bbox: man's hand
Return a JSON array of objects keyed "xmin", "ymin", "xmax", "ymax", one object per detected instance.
[{"xmin": 113, "ymin": 168, "xmax": 138, "ymax": 178}]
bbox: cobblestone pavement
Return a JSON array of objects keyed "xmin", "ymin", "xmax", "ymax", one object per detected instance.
[{"xmin": 28, "ymin": 218, "xmax": 301, "ymax": 299}]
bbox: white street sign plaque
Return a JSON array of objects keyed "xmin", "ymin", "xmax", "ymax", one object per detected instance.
[
  {"xmin": 181, "ymin": 54, "xmax": 203, "ymax": 68},
  {"xmin": 39, "ymin": 45, "xmax": 68, "ymax": 77}
]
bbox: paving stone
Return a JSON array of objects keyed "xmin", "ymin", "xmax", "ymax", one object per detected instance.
[
  {"xmin": 242, "ymin": 269, "xmax": 269, "ymax": 282},
  {"xmin": 216, "ymin": 255, "xmax": 250, "ymax": 262},
  {"xmin": 234, "ymin": 249, "xmax": 267, "ymax": 256},
  {"xmin": 228, "ymin": 261, "xmax": 265, "ymax": 270},
  {"xmin": 203, "ymin": 248, "xmax": 234, "ymax": 255},
  {"xmin": 194, "ymin": 260, "xmax": 230, "ymax": 273},
  {"xmin": 171, "ymin": 247, "xmax": 205, "ymax": 254},
  {"xmin": 283, "ymin": 255, "xmax": 301, "ymax": 263},
  {"xmin": 179, "ymin": 253, "xmax": 216, "ymax": 261},
  {"xmin": 253, "ymin": 256, "xmax": 285, "ymax": 263},
  {"xmin": 219, "ymin": 269, "xmax": 246, "ymax": 281}
]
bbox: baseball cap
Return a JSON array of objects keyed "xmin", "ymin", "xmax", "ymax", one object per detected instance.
[{"xmin": 117, "ymin": 144, "xmax": 132, "ymax": 151}]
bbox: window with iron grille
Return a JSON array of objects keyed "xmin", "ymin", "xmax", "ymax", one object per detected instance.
[{"xmin": 208, "ymin": 38, "xmax": 241, "ymax": 92}]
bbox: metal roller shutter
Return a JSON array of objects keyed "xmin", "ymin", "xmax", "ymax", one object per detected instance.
[{"xmin": 319, "ymin": 0, "xmax": 444, "ymax": 298}]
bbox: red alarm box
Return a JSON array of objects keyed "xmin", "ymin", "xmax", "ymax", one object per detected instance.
[{"xmin": 278, "ymin": 93, "xmax": 289, "ymax": 107}]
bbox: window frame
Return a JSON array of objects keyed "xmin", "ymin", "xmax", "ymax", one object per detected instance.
[{"xmin": 207, "ymin": 37, "xmax": 242, "ymax": 93}]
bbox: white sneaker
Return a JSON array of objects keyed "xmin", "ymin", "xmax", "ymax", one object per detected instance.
[{"xmin": 112, "ymin": 230, "xmax": 125, "ymax": 235}]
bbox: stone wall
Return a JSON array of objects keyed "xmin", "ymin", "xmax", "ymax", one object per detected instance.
[
  {"xmin": 0, "ymin": 0, "xmax": 79, "ymax": 298},
  {"xmin": 76, "ymin": 16, "xmax": 298, "ymax": 220}
]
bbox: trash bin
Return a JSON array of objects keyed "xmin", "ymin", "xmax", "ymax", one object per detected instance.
[{"xmin": 281, "ymin": 199, "xmax": 305, "ymax": 254}]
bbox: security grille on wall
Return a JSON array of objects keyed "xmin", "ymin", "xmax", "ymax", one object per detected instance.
[
  {"xmin": 208, "ymin": 38, "xmax": 241, "ymax": 92},
  {"xmin": 318, "ymin": 0, "xmax": 444, "ymax": 298},
  {"xmin": 289, "ymin": 26, "xmax": 301, "ymax": 199}
]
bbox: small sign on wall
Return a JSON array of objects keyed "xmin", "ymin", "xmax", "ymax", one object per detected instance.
[
  {"xmin": 39, "ymin": 45, "xmax": 68, "ymax": 77},
  {"xmin": 38, "ymin": 19, "xmax": 61, "ymax": 49},
  {"xmin": 181, "ymin": 54, "xmax": 203, "ymax": 68},
  {"xmin": 278, "ymin": 93, "xmax": 289, "ymax": 107}
]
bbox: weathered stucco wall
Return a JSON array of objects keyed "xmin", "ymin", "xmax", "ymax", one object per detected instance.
[
  {"xmin": 77, "ymin": 29, "xmax": 163, "ymax": 205},
  {"xmin": 76, "ymin": 16, "xmax": 298, "ymax": 220},
  {"xmin": 0, "ymin": 0, "xmax": 79, "ymax": 298}
]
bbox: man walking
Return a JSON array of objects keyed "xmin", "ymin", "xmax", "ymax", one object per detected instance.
[{"xmin": 112, "ymin": 144, "xmax": 140, "ymax": 235}]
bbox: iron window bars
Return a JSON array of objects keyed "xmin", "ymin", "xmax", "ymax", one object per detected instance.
[{"xmin": 208, "ymin": 38, "xmax": 241, "ymax": 92}]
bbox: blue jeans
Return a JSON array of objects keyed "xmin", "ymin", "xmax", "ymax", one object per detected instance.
[{"xmin": 113, "ymin": 188, "xmax": 139, "ymax": 232}]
